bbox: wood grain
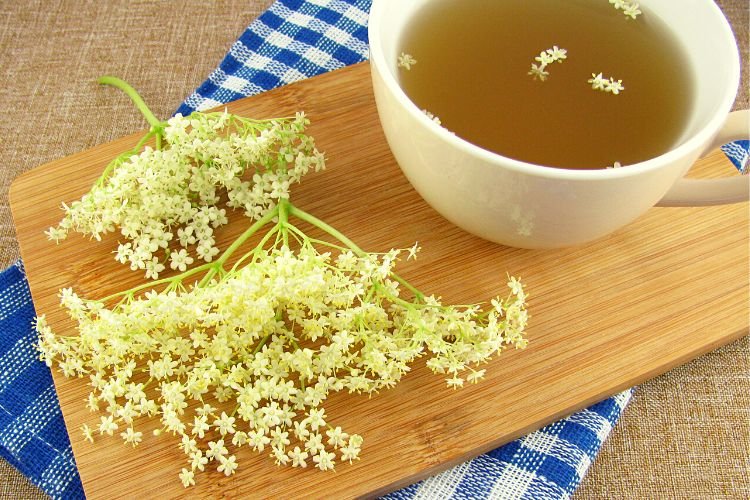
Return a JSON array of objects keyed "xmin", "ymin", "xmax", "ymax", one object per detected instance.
[{"xmin": 10, "ymin": 62, "xmax": 749, "ymax": 499}]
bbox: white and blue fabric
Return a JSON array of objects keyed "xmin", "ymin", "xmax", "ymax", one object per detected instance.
[
  {"xmin": 1, "ymin": 1, "xmax": 747, "ymax": 499},
  {"xmin": 722, "ymin": 140, "xmax": 749, "ymax": 173},
  {"xmin": 177, "ymin": 0, "xmax": 371, "ymax": 116},
  {"xmin": 0, "ymin": 262, "xmax": 84, "ymax": 498}
]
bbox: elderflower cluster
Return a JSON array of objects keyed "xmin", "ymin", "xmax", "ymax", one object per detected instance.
[
  {"xmin": 609, "ymin": 0, "xmax": 642, "ymax": 19},
  {"xmin": 528, "ymin": 46, "xmax": 568, "ymax": 81},
  {"xmin": 45, "ymin": 111, "xmax": 324, "ymax": 279},
  {"xmin": 588, "ymin": 73, "xmax": 625, "ymax": 94},
  {"xmin": 36, "ymin": 239, "xmax": 527, "ymax": 487}
]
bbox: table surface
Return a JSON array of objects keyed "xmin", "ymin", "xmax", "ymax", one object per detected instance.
[{"xmin": 0, "ymin": 1, "xmax": 747, "ymax": 499}]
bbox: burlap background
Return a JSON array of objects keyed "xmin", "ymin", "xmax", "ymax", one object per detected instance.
[{"xmin": 0, "ymin": 1, "xmax": 746, "ymax": 498}]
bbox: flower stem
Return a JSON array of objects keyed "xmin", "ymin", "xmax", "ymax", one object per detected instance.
[
  {"xmin": 97, "ymin": 262, "xmax": 215, "ymax": 303},
  {"xmin": 97, "ymin": 76, "xmax": 163, "ymax": 129},
  {"xmin": 199, "ymin": 206, "xmax": 280, "ymax": 286},
  {"xmin": 288, "ymin": 205, "xmax": 365, "ymax": 256},
  {"xmin": 288, "ymin": 204, "xmax": 424, "ymax": 301},
  {"xmin": 228, "ymin": 224, "xmax": 280, "ymax": 274},
  {"xmin": 278, "ymin": 199, "xmax": 290, "ymax": 247},
  {"xmin": 252, "ymin": 334, "xmax": 271, "ymax": 355},
  {"xmin": 215, "ymin": 205, "xmax": 280, "ymax": 268}
]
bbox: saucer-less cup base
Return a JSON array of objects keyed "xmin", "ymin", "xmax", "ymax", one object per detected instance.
[{"xmin": 369, "ymin": 0, "xmax": 749, "ymax": 248}]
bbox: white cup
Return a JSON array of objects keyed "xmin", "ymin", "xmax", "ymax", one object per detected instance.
[{"xmin": 369, "ymin": 0, "xmax": 749, "ymax": 248}]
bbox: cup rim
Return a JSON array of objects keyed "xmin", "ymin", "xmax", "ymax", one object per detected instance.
[{"xmin": 368, "ymin": 0, "xmax": 741, "ymax": 180}]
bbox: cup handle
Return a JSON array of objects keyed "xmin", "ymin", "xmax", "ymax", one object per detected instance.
[{"xmin": 657, "ymin": 109, "xmax": 749, "ymax": 207}]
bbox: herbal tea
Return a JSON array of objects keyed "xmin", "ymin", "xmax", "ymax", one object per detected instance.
[{"xmin": 397, "ymin": 0, "xmax": 694, "ymax": 170}]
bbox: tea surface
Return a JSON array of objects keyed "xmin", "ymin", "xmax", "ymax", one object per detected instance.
[{"xmin": 398, "ymin": 0, "xmax": 694, "ymax": 170}]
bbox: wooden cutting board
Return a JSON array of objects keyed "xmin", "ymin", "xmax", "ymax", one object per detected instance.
[{"xmin": 10, "ymin": 62, "xmax": 748, "ymax": 499}]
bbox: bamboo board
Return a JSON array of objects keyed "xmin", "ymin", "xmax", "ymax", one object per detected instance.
[{"xmin": 10, "ymin": 62, "xmax": 749, "ymax": 499}]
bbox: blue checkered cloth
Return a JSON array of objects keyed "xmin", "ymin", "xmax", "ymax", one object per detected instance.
[
  {"xmin": 0, "ymin": 262, "xmax": 84, "ymax": 499},
  {"xmin": 1, "ymin": 1, "xmax": 747, "ymax": 499},
  {"xmin": 722, "ymin": 140, "xmax": 750, "ymax": 173}
]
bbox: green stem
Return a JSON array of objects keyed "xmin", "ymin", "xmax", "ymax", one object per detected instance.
[
  {"xmin": 391, "ymin": 274, "xmax": 425, "ymax": 302},
  {"xmin": 98, "ymin": 76, "xmax": 163, "ymax": 129},
  {"xmin": 252, "ymin": 335, "xmax": 271, "ymax": 355},
  {"xmin": 278, "ymin": 199, "xmax": 290, "ymax": 247},
  {"xmin": 100, "ymin": 207, "xmax": 278, "ymax": 301},
  {"xmin": 289, "ymin": 205, "xmax": 366, "ymax": 256},
  {"xmin": 216, "ymin": 205, "xmax": 280, "ymax": 268},
  {"xmin": 228, "ymin": 224, "xmax": 280, "ymax": 274},
  {"xmin": 197, "ymin": 208, "xmax": 278, "ymax": 287},
  {"xmin": 196, "ymin": 264, "xmax": 222, "ymax": 288},
  {"xmin": 289, "ymin": 204, "xmax": 425, "ymax": 301},
  {"xmin": 98, "ymin": 261, "xmax": 215, "ymax": 302}
]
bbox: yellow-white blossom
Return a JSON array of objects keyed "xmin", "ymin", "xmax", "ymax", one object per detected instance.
[
  {"xmin": 588, "ymin": 73, "xmax": 625, "ymax": 94},
  {"xmin": 397, "ymin": 52, "xmax": 417, "ymax": 70},
  {"xmin": 609, "ymin": 0, "xmax": 642, "ymax": 19},
  {"xmin": 47, "ymin": 110, "xmax": 324, "ymax": 279},
  {"xmin": 36, "ymin": 203, "xmax": 527, "ymax": 487},
  {"xmin": 529, "ymin": 45, "xmax": 567, "ymax": 81},
  {"xmin": 38, "ymin": 81, "xmax": 529, "ymax": 489}
]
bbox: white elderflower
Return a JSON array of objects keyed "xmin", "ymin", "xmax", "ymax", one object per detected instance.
[
  {"xmin": 529, "ymin": 45, "xmax": 567, "ymax": 81},
  {"xmin": 217, "ymin": 454, "xmax": 238, "ymax": 476},
  {"xmin": 304, "ymin": 432, "xmax": 325, "ymax": 454},
  {"xmin": 98, "ymin": 415, "xmax": 118, "ymax": 436},
  {"xmin": 191, "ymin": 415, "xmax": 209, "ymax": 438},
  {"xmin": 48, "ymin": 107, "xmax": 324, "ymax": 279},
  {"xmin": 144, "ymin": 257, "xmax": 165, "ymax": 280},
  {"xmin": 179, "ymin": 468, "xmax": 195, "ymax": 488},
  {"xmin": 312, "ymin": 450, "xmax": 336, "ymax": 471},
  {"xmin": 120, "ymin": 427, "xmax": 143, "ymax": 447},
  {"xmin": 340, "ymin": 444, "xmax": 361, "ymax": 463},
  {"xmin": 231, "ymin": 431, "xmax": 248, "ymax": 447},
  {"xmin": 39, "ymin": 180, "xmax": 528, "ymax": 488},
  {"xmin": 81, "ymin": 424, "xmax": 95, "ymax": 443},
  {"xmin": 249, "ymin": 430, "xmax": 271, "ymax": 452},
  {"xmin": 272, "ymin": 445, "xmax": 290, "ymax": 466},
  {"xmin": 588, "ymin": 73, "xmax": 625, "ymax": 95},
  {"xmin": 288, "ymin": 446, "xmax": 309, "ymax": 467},
  {"xmin": 306, "ymin": 408, "xmax": 326, "ymax": 430},
  {"xmin": 610, "ymin": 0, "xmax": 642, "ymax": 19},
  {"xmin": 546, "ymin": 45, "xmax": 567, "ymax": 61},
  {"xmin": 325, "ymin": 426, "xmax": 348, "ymax": 448},
  {"xmin": 213, "ymin": 412, "xmax": 236, "ymax": 436},
  {"xmin": 169, "ymin": 249, "xmax": 194, "ymax": 272},
  {"xmin": 206, "ymin": 439, "xmax": 228, "ymax": 460},
  {"xmin": 190, "ymin": 450, "xmax": 208, "ymax": 472},
  {"xmin": 604, "ymin": 77, "xmax": 625, "ymax": 95},
  {"xmin": 466, "ymin": 369, "xmax": 487, "ymax": 384},
  {"xmin": 397, "ymin": 52, "xmax": 417, "ymax": 70},
  {"xmin": 528, "ymin": 63, "xmax": 549, "ymax": 81},
  {"xmin": 340, "ymin": 434, "xmax": 363, "ymax": 463},
  {"xmin": 179, "ymin": 435, "xmax": 197, "ymax": 454},
  {"xmin": 588, "ymin": 72, "xmax": 607, "ymax": 91}
]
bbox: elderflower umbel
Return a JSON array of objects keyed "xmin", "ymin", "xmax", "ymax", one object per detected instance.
[
  {"xmin": 47, "ymin": 110, "xmax": 324, "ymax": 279},
  {"xmin": 36, "ymin": 198, "xmax": 528, "ymax": 488}
]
